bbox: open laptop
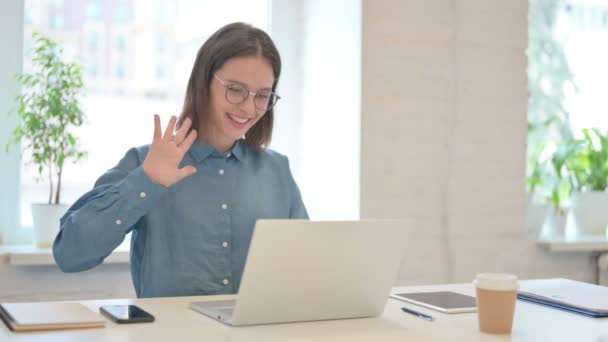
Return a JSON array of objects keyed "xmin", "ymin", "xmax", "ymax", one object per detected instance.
[
  {"xmin": 190, "ymin": 219, "xmax": 409, "ymax": 326},
  {"xmin": 518, "ymin": 278, "xmax": 608, "ymax": 317}
]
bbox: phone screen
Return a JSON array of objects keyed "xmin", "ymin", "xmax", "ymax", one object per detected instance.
[{"xmin": 100, "ymin": 305, "xmax": 154, "ymax": 323}]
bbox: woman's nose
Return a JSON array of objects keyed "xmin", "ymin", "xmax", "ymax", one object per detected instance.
[{"xmin": 238, "ymin": 93, "xmax": 257, "ymax": 116}]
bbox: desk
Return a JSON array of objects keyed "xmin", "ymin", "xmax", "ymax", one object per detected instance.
[{"xmin": 1, "ymin": 282, "xmax": 607, "ymax": 341}]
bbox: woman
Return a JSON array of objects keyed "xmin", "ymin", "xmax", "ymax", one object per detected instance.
[{"xmin": 53, "ymin": 22, "xmax": 308, "ymax": 297}]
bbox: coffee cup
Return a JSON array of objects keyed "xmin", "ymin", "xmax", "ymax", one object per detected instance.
[{"xmin": 474, "ymin": 273, "xmax": 518, "ymax": 334}]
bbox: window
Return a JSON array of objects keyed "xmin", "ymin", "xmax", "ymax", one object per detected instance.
[
  {"xmin": 50, "ymin": 14, "xmax": 64, "ymax": 30},
  {"xmin": 156, "ymin": 64, "xmax": 165, "ymax": 80},
  {"xmin": 115, "ymin": 35, "xmax": 126, "ymax": 52},
  {"xmin": 112, "ymin": 3, "xmax": 130, "ymax": 24},
  {"xmin": 556, "ymin": 2, "xmax": 608, "ymax": 133},
  {"xmin": 86, "ymin": 0, "xmax": 102, "ymax": 21},
  {"xmin": 87, "ymin": 63, "xmax": 98, "ymax": 77},
  {"xmin": 87, "ymin": 32, "xmax": 99, "ymax": 50},
  {"xmin": 156, "ymin": 35, "xmax": 167, "ymax": 53},
  {"xmin": 527, "ymin": 0, "xmax": 608, "ymax": 213},
  {"xmin": 115, "ymin": 63, "xmax": 125, "ymax": 79}
]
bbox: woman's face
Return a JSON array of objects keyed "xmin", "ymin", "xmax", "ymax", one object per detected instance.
[{"xmin": 205, "ymin": 55, "xmax": 275, "ymax": 149}]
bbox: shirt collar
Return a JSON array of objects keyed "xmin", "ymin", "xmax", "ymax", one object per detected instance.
[
  {"xmin": 188, "ymin": 139, "xmax": 247, "ymax": 163},
  {"xmin": 230, "ymin": 139, "xmax": 246, "ymax": 161}
]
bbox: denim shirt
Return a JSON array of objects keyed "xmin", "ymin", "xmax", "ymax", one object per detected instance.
[{"xmin": 53, "ymin": 139, "xmax": 308, "ymax": 297}]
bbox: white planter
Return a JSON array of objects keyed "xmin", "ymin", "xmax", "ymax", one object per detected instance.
[
  {"xmin": 539, "ymin": 208, "xmax": 567, "ymax": 239},
  {"xmin": 31, "ymin": 203, "xmax": 70, "ymax": 248},
  {"xmin": 570, "ymin": 191, "xmax": 608, "ymax": 236}
]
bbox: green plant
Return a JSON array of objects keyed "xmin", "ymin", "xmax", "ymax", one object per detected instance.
[
  {"xmin": 558, "ymin": 128, "xmax": 608, "ymax": 192},
  {"xmin": 6, "ymin": 32, "xmax": 86, "ymax": 205},
  {"xmin": 527, "ymin": 142, "xmax": 548, "ymax": 195},
  {"xmin": 546, "ymin": 129, "xmax": 608, "ymax": 212},
  {"xmin": 544, "ymin": 139, "xmax": 570, "ymax": 213},
  {"xmin": 527, "ymin": 140, "xmax": 569, "ymax": 213}
]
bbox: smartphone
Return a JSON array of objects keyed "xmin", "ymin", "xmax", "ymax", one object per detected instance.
[{"xmin": 100, "ymin": 305, "xmax": 155, "ymax": 324}]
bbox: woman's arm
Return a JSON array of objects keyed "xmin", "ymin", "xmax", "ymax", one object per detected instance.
[
  {"xmin": 53, "ymin": 115, "xmax": 198, "ymax": 272},
  {"xmin": 52, "ymin": 148, "xmax": 167, "ymax": 272}
]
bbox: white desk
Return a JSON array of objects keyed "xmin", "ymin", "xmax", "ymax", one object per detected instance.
[{"xmin": 1, "ymin": 282, "xmax": 606, "ymax": 342}]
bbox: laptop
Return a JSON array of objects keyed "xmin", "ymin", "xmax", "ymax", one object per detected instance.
[
  {"xmin": 518, "ymin": 278, "xmax": 608, "ymax": 317},
  {"xmin": 190, "ymin": 219, "xmax": 409, "ymax": 326}
]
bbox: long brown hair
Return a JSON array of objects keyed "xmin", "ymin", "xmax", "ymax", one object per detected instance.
[{"xmin": 177, "ymin": 22, "xmax": 281, "ymax": 150}]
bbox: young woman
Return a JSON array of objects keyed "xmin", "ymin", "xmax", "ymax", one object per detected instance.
[{"xmin": 53, "ymin": 22, "xmax": 308, "ymax": 297}]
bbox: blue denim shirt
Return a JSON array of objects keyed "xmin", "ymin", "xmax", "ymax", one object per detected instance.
[{"xmin": 53, "ymin": 139, "xmax": 308, "ymax": 297}]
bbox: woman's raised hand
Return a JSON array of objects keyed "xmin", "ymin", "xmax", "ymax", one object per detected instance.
[{"xmin": 143, "ymin": 114, "xmax": 198, "ymax": 187}]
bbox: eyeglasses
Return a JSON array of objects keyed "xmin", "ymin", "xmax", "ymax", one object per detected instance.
[{"xmin": 213, "ymin": 73, "xmax": 280, "ymax": 112}]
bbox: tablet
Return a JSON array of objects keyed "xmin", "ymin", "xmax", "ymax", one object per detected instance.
[{"xmin": 390, "ymin": 291, "xmax": 477, "ymax": 313}]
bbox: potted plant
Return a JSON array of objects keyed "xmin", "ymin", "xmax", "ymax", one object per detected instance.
[
  {"xmin": 555, "ymin": 128, "xmax": 608, "ymax": 236},
  {"xmin": 525, "ymin": 146, "xmax": 571, "ymax": 239},
  {"xmin": 6, "ymin": 32, "xmax": 86, "ymax": 247}
]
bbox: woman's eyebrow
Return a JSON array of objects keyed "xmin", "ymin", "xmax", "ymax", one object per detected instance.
[{"xmin": 225, "ymin": 78, "xmax": 273, "ymax": 91}]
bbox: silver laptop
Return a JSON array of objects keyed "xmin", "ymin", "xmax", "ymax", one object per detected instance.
[{"xmin": 190, "ymin": 219, "xmax": 409, "ymax": 326}]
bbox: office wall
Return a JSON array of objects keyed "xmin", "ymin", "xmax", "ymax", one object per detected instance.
[{"xmin": 361, "ymin": 0, "xmax": 595, "ymax": 284}]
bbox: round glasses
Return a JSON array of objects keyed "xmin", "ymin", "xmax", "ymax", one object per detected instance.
[{"xmin": 213, "ymin": 74, "xmax": 280, "ymax": 112}]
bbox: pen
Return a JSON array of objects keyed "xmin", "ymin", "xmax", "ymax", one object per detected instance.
[{"xmin": 401, "ymin": 307, "xmax": 434, "ymax": 321}]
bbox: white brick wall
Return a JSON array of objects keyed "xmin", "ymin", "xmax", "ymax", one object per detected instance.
[{"xmin": 361, "ymin": 0, "xmax": 595, "ymax": 284}]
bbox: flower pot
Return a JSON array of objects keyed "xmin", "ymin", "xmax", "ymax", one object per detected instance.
[
  {"xmin": 31, "ymin": 203, "xmax": 69, "ymax": 248},
  {"xmin": 570, "ymin": 191, "xmax": 608, "ymax": 236},
  {"xmin": 539, "ymin": 208, "xmax": 567, "ymax": 239}
]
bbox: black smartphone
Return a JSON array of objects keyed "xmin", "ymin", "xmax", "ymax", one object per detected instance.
[{"xmin": 100, "ymin": 305, "xmax": 155, "ymax": 324}]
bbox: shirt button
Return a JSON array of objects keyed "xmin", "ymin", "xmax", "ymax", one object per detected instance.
[
  {"xmin": 226, "ymin": 153, "xmax": 232, "ymax": 158},
  {"xmin": 221, "ymin": 203, "xmax": 228, "ymax": 210},
  {"xmin": 139, "ymin": 192, "xmax": 146, "ymax": 198},
  {"xmin": 115, "ymin": 219, "xmax": 122, "ymax": 225},
  {"xmin": 222, "ymin": 241, "xmax": 229, "ymax": 248},
  {"xmin": 222, "ymin": 278, "xmax": 230, "ymax": 285},
  {"xmin": 218, "ymin": 169, "xmax": 225, "ymax": 175}
]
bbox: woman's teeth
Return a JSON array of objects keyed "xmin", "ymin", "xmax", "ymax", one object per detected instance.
[{"xmin": 228, "ymin": 113, "xmax": 250, "ymax": 124}]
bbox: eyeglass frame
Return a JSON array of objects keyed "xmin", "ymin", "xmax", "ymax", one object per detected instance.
[{"xmin": 212, "ymin": 73, "xmax": 281, "ymax": 112}]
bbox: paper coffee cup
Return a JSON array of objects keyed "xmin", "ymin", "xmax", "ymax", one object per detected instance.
[{"xmin": 474, "ymin": 273, "xmax": 518, "ymax": 334}]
